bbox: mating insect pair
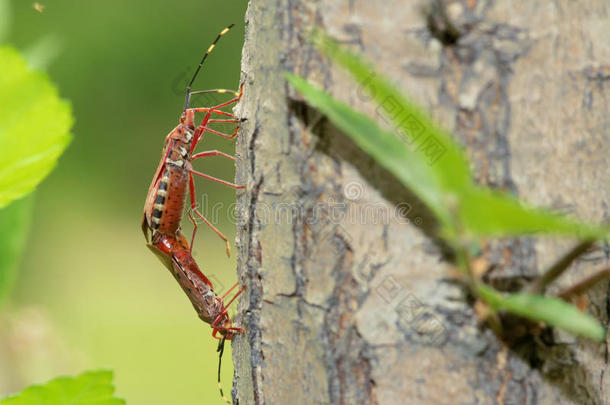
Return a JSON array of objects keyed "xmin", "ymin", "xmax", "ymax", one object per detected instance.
[{"xmin": 141, "ymin": 24, "xmax": 244, "ymax": 403}]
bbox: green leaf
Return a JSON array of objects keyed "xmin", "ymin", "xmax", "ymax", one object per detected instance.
[
  {"xmin": 313, "ymin": 32, "xmax": 472, "ymax": 194},
  {"xmin": 291, "ymin": 31, "xmax": 610, "ymax": 341},
  {"xmin": 478, "ymin": 285, "xmax": 606, "ymax": 341},
  {"xmin": 285, "ymin": 73, "xmax": 454, "ymax": 228},
  {"xmin": 459, "ymin": 187, "xmax": 609, "ymax": 239},
  {"xmin": 293, "ymin": 32, "xmax": 610, "ymax": 240},
  {"xmin": 23, "ymin": 35, "xmax": 63, "ymax": 70},
  {"xmin": 0, "ymin": 0, "xmax": 10, "ymax": 44},
  {"xmin": 1, "ymin": 369, "xmax": 126, "ymax": 405},
  {"xmin": 0, "ymin": 46, "xmax": 72, "ymax": 209},
  {"xmin": 0, "ymin": 194, "xmax": 35, "ymax": 305}
]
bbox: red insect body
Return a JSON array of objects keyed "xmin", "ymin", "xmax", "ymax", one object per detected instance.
[
  {"xmin": 141, "ymin": 24, "xmax": 244, "ymax": 402},
  {"xmin": 140, "ymin": 35, "xmax": 244, "ymax": 334},
  {"xmin": 142, "ymin": 95, "xmax": 243, "ymax": 255},
  {"xmin": 148, "ymin": 231, "xmax": 243, "ymax": 339},
  {"xmin": 141, "ymin": 99, "xmax": 244, "ymax": 339}
]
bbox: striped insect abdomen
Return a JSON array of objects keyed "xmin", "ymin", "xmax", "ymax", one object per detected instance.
[
  {"xmin": 149, "ymin": 132, "xmax": 192, "ymax": 236},
  {"xmin": 150, "ymin": 167, "xmax": 187, "ymax": 236}
]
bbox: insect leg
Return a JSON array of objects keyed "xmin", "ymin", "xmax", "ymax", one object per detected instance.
[
  {"xmin": 196, "ymin": 125, "xmax": 239, "ymax": 140},
  {"xmin": 190, "ymin": 168, "xmax": 244, "ymax": 189},
  {"xmin": 211, "ymin": 284, "xmax": 245, "ymax": 339},
  {"xmin": 190, "ymin": 94, "xmax": 240, "ymax": 115},
  {"xmin": 208, "ymin": 119, "xmax": 239, "ymax": 124},
  {"xmin": 191, "ymin": 150, "xmax": 236, "ymax": 161},
  {"xmin": 188, "ymin": 171, "xmax": 231, "ymax": 256},
  {"xmin": 190, "ymin": 88, "xmax": 239, "ymax": 98}
]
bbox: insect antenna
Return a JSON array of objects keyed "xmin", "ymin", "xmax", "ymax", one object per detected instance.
[
  {"xmin": 184, "ymin": 24, "xmax": 235, "ymax": 112},
  {"xmin": 217, "ymin": 336, "xmax": 231, "ymax": 404}
]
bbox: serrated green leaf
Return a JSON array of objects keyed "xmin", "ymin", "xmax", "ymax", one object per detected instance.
[
  {"xmin": 0, "ymin": 194, "xmax": 35, "ymax": 305},
  {"xmin": 0, "ymin": 46, "xmax": 72, "ymax": 209},
  {"xmin": 478, "ymin": 285, "xmax": 606, "ymax": 341},
  {"xmin": 0, "ymin": 369, "xmax": 126, "ymax": 405},
  {"xmin": 293, "ymin": 33, "xmax": 610, "ymax": 240}
]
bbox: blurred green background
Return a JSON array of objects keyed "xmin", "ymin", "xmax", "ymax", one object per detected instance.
[{"xmin": 0, "ymin": 1, "xmax": 248, "ymax": 404}]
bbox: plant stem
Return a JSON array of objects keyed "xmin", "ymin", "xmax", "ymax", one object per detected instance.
[
  {"xmin": 528, "ymin": 240, "xmax": 594, "ymax": 294},
  {"xmin": 557, "ymin": 267, "xmax": 610, "ymax": 301}
]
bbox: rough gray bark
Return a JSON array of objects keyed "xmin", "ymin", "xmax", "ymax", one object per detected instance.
[{"xmin": 232, "ymin": 1, "xmax": 610, "ymax": 404}]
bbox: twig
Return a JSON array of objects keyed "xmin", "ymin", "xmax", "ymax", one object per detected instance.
[
  {"xmin": 557, "ymin": 267, "xmax": 610, "ymax": 301},
  {"xmin": 527, "ymin": 240, "xmax": 595, "ymax": 294}
]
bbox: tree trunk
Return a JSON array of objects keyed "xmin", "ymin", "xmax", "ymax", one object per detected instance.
[{"xmin": 232, "ymin": 1, "xmax": 610, "ymax": 404}]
